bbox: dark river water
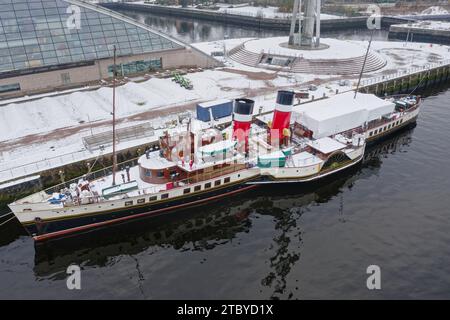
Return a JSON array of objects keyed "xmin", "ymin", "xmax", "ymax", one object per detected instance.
[
  {"xmin": 1, "ymin": 12, "xmax": 450, "ymax": 299},
  {"xmin": 119, "ymin": 9, "xmax": 390, "ymax": 43}
]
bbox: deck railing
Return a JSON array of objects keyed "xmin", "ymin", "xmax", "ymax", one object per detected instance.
[
  {"xmin": 61, "ymin": 164, "xmax": 255, "ymax": 207},
  {"xmin": 44, "ymin": 157, "xmax": 141, "ymax": 196}
]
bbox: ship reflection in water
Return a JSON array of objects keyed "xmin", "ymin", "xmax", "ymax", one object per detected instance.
[{"xmin": 33, "ymin": 127, "xmax": 414, "ymax": 299}]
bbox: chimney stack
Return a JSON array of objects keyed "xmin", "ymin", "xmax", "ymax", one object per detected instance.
[
  {"xmin": 232, "ymin": 98, "xmax": 254, "ymax": 154},
  {"xmin": 271, "ymin": 90, "xmax": 295, "ymax": 144}
]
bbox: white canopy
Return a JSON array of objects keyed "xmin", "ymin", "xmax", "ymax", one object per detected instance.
[
  {"xmin": 296, "ymin": 92, "xmax": 395, "ymax": 138},
  {"xmin": 306, "ymin": 137, "xmax": 347, "ymax": 154},
  {"xmin": 198, "ymin": 140, "xmax": 236, "ymax": 155}
]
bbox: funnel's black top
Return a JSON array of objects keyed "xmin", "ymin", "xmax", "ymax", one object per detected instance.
[
  {"xmin": 276, "ymin": 90, "xmax": 295, "ymax": 106},
  {"xmin": 234, "ymin": 98, "xmax": 255, "ymax": 115}
]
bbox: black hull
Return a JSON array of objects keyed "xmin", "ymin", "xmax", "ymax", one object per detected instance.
[
  {"xmin": 26, "ymin": 115, "xmax": 418, "ymax": 242},
  {"xmin": 27, "ymin": 181, "xmax": 258, "ymax": 241}
]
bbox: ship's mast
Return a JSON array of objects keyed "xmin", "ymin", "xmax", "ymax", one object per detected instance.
[
  {"xmin": 112, "ymin": 45, "xmax": 118, "ymax": 186},
  {"xmin": 354, "ymin": 28, "xmax": 375, "ymax": 99}
]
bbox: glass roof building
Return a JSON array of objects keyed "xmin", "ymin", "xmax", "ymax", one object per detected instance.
[
  {"xmin": 0, "ymin": 0, "xmax": 215, "ymax": 96},
  {"xmin": 0, "ymin": 0, "xmax": 187, "ymax": 74}
]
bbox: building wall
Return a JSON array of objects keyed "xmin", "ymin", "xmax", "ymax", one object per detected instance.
[{"xmin": 0, "ymin": 47, "xmax": 218, "ymax": 98}]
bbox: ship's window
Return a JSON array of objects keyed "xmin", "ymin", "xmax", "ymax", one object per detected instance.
[
  {"xmin": 224, "ymin": 177, "xmax": 231, "ymax": 183},
  {"xmin": 396, "ymin": 121, "xmax": 399, "ymax": 125},
  {"xmin": 369, "ymin": 131, "xmax": 373, "ymax": 137},
  {"xmin": 384, "ymin": 126, "xmax": 387, "ymax": 131},
  {"xmin": 400, "ymin": 119, "xmax": 403, "ymax": 124},
  {"xmin": 149, "ymin": 196, "xmax": 157, "ymax": 201},
  {"xmin": 161, "ymin": 193, "xmax": 169, "ymax": 199},
  {"xmin": 374, "ymin": 130, "xmax": 378, "ymax": 134},
  {"xmin": 194, "ymin": 185, "xmax": 201, "ymax": 192},
  {"xmin": 156, "ymin": 170, "xmax": 164, "ymax": 177},
  {"xmin": 205, "ymin": 182, "xmax": 211, "ymax": 189},
  {"xmin": 125, "ymin": 201, "xmax": 133, "ymax": 206},
  {"xmin": 145, "ymin": 169, "xmax": 152, "ymax": 177},
  {"xmin": 23, "ymin": 208, "xmax": 32, "ymax": 212},
  {"xmin": 215, "ymin": 180, "xmax": 221, "ymax": 186},
  {"xmin": 238, "ymin": 174, "xmax": 241, "ymax": 178},
  {"xmin": 183, "ymin": 188, "xmax": 190, "ymax": 194},
  {"xmin": 137, "ymin": 198, "xmax": 145, "ymax": 204}
]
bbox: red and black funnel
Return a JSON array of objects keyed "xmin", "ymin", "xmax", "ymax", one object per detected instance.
[
  {"xmin": 232, "ymin": 98, "xmax": 254, "ymax": 152},
  {"xmin": 271, "ymin": 90, "xmax": 294, "ymax": 141}
]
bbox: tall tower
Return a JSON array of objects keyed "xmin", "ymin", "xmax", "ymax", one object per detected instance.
[{"xmin": 288, "ymin": 0, "xmax": 321, "ymax": 48}]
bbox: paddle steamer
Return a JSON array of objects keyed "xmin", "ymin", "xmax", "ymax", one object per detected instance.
[{"xmin": 8, "ymin": 90, "xmax": 420, "ymax": 241}]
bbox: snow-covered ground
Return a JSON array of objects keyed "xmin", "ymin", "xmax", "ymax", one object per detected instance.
[
  {"xmin": 216, "ymin": 5, "xmax": 342, "ymax": 20},
  {"xmin": 1, "ymin": 37, "xmax": 449, "ymax": 184},
  {"xmin": 243, "ymin": 37, "xmax": 368, "ymax": 59},
  {"xmin": 130, "ymin": 2, "xmax": 342, "ymax": 20},
  {"xmin": 421, "ymin": 6, "xmax": 449, "ymax": 16},
  {"xmin": 393, "ymin": 20, "xmax": 450, "ymax": 32}
]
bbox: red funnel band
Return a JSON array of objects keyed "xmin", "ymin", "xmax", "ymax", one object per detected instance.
[
  {"xmin": 272, "ymin": 110, "xmax": 291, "ymax": 132},
  {"xmin": 233, "ymin": 120, "xmax": 251, "ymax": 142}
]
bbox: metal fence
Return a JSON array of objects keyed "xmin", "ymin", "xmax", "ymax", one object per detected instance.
[
  {"xmin": 44, "ymin": 157, "xmax": 140, "ymax": 196},
  {"xmin": 0, "ymin": 148, "xmax": 97, "ymax": 185},
  {"xmin": 360, "ymin": 59, "xmax": 450, "ymax": 87},
  {"xmin": 83, "ymin": 122, "xmax": 155, "ymax": 151}
]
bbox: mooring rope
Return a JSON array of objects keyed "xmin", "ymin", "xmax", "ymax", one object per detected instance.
[
  {"xmin": 0, "ymin": 216, "xmax": 16, "ymax": 227},
  {"xmin": 0, "ymin": 211, "xmax": 13, "ymax": 219},
  {"xmin": 408, "ymin": 74, "xmax": 427, "ymax": 96}
]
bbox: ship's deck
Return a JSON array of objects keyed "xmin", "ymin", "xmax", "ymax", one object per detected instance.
[{"xmin": 89, "ymin": 165, "xmax": 165, "ymax": 198}]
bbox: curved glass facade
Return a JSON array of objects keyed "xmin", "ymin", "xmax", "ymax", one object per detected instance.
[{"xmin": 0, "ymin": 0, "xmax": 183, "ymax": 74}]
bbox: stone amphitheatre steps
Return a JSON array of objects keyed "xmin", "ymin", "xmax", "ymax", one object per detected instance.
[
  {"xmin": 290, "ymin": 53, "xmax": 387, "ymax": 75},
  {"xmin": 228, "ymin": 43, "xmax": 261, "ymax": 67},
  {"xmin": 228, "ymin": 43, "xmax": 387, "ymax": 75}
]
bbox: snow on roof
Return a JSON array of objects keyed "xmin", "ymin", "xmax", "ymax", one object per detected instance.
[
  {"xmin": 138, "ymin": 152, "xmax": 176, "ymax": 170},
  {"xmin": 198, "ymin": 99, "xmax": 232, "ymax": 108},
  {"xmin": 199, "ymin": 140, "xmax": 236, "ymax": 155},
  {"xmin": 291, "ymin": 151, "xmax": 322, "ymax": 166},
  {"xmin": 296, "ymin": 92, "xmax": 395, "ymax": 138},
  {"xmin": 306, "ymin": 137, "xmax": 347, "ymax": 154},
  {"xmin": 258, "ymin": 150, "xmax": 285, "ymax": 160},
  {"xmin": 301, "ymin": 92, "xmax": 393, "ymax": 120}
]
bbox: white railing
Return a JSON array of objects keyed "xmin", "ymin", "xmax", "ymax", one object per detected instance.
[
  {"xmin": 0, "ymin": 148, "xmax": 96, "ymax": 184},
  {"xmin": 360, "ymin": 59, "xmax": 450, "ymax": 87}
]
